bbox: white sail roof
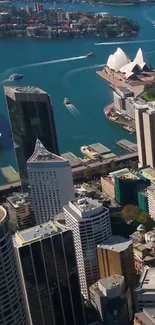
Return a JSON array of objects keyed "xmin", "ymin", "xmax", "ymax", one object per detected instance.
[
  {"xmin": 134, "ymin": 48, "xmax": 144, "ymax": 66},
  {"xmin": 107, "ymin": 47, "xmax": 130, "ymax": 72},
  {"xmin": 107, "ymin": 47, "xmax": 150, "ymax": 75}
]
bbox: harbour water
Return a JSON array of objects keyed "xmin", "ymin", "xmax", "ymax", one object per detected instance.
[{"xmin": 0, "ymin": 2, "xmax": 155, "ymax": 184}]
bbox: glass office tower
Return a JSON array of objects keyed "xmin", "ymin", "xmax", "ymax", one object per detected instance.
[
  {"xmin": 4, "ymin": 86, "xmax": 59, "ymax": 189},
  {"xmin": 13, "ymin": 222, "xmax": 86, "ymax": 325}
]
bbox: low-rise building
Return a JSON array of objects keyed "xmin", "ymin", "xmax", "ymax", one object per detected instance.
[
  {"xmin": 134, "ymin": 309, "xmax": 155, "ymax": 325},
  {"xmin": 133, "ymin": 243, "xmax": 155, "ymax": 274},
  {"xmin": 113, "ymin": 86, "xmax": 134, "ymax": 115},
  {"xmin": 135, "ymin": 268, "xmax": 155, "ymax": 311},
  {"xmin": 89, "ymin": 275, "xmax": 133, "ymax": 325},
  {"xmin": 145, "ymin": 230, "xmax": 155, "ymax": 243},
  {"xmin": 6, "ymin": 192, "xmax": 34, "ymax": 232},
  {"xmin": 101, "ymin": 176, "xmax": 115, "ymax": 199}
]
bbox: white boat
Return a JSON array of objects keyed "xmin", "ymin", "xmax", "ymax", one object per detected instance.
[
  {"xmin": 64, "ymin": 98, "xmax": 71, "ymax": 105},
  {"xmin": 9, "ymin": 74, "xmax": 23, "ymax": 81}
]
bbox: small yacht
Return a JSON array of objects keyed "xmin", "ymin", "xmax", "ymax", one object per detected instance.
[
  {"xmin": 64, "ymin": 98, "xmax": 71, "ymax": 105},
  {"xmin": 9, "ymin": 74, "xmax": 23, "ymax": 81}
]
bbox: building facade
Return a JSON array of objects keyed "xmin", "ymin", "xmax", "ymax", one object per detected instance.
[
  {"xmin": 114, "ymin": 170, "xmax": 147, "ymax": 206},
  {"xmin": 97, "ymin": 236, "xmax": 136, "ymax": 301},
  {"xmin": 13, "ymin": 222, "xmax": 86, "ymax": 325},
  {"xmin": 101, "ymin": 176, "xmax": 115, "ymax": 200},
  {"xmin": 6, "ymin": 192, "xmax": 34, "ymax": 232},
  {"xmin": 89, "ymin": 275, "xmax": 133, "ymax": 325},
  {"xmin": 0, "ymin": 206, "xmax": 27, "ymax": 325},
  {"xmin": 135, "ymin": 105, "xmax": 155, "ymax": 168},
  {"xmin": 135, "ymin": 267, "xmax": 155, "ymax": 311},
  {"xmin": 4, "ymin": 86, "xmax": 59, "ymax": 187},
  {"xmin": 147, "ymin": 184, "xmax": 155, "ymax": 220},
  {"xmin": 64, "ymin": 197, "xmax": 111, "ymax": 298},
  {"xmin": 27, "ymin": 139, "xmax": 74, "ymax": 224}
]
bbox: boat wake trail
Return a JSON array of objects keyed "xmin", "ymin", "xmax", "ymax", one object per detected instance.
[
  {"xmin": 2, "ymin": 56, "xmax": 87, "ymax": 76},
  {"xmin": 65, "ymin": 104, "xmax": 80, "ymax": 117},
  {"xmin": 63, "ymin": 63, "xmax": 106, "ymax": 88},
  {"xmin": 143, "ymin": 9, "xmax": 155, "ymax": 24},
  {"xmin": 65, "ymin": 63, "xmax": 106, "ymax": 77},
  {"xmin": 94, "ymin": 39, "xmax": 155, "ymax": 46},
  {"xmin": 21, "ymin": 55, "xmax": 87, "ymax": 69},
  {"xmin": 0, "ymin": 78, "xmax": 10, "ymax": 85}
]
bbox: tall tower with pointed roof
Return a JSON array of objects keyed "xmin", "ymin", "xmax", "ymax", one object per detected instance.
[{"xmin": 27, "ymin": 139, "xmax": 74, "ymax": 224}]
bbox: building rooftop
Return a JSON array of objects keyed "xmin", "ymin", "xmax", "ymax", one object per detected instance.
[
  {"xmin": 7, "ymin": 86, "xmax": 47, "ymax": 94},
  {"xmin": 14, "ymin": 221, "xmax": 67, "ymax": 246},
  {"xmin": 98, "ymin": 235, "xmax": 132, "ymax": 252},
  {"xmin": 140, "ymin": 167, "xmax": 155, "ymax": 182},
  {"xmin": 135, "ymin": 309, "xmax": 155, "ymax": 325},
  {"xmin": 73, "ymin": 197, "xmax": 101, "ymax": 212},
  {"xmin": 133, "ymin": 243, "xmax": 146, "ymax": 252},
  {"xmin": 89, "ymin": 143, "xmax": 111, "ymax": 155},
  {"xmin": 27, "ymin": 139, "xmax": 67, "ymax": 164},
  {"xmin": 136, "ymin": 268, "xmax": 155, "ymax": 292},
  {"xmin": 115, "ymin": 86, "xmax": 133, "ymax": 96},
  {"xmin": 61, "ymin": 152, "xmax": 83, "ymax": 167},
  {"xmin": 7, "ymin": 192, "xmax": 30, "ymax": 208},
  {"xmin": 102, "ymin": 152, "xmax": 116, "ymax": 159},
  {"xmin": 90, "ymin": 275, "xmax": 124, "ymax": 298},
  {"xmin": 109, "ymin": 168, "xmax": 129, "ymax": 181},
  {"xmin": 118, "ymin": 171, "xmax": 139, "ymax": 180},
  {"xmin": 98, "ymin": 275, "xmax": 124, "ymax": 291},
  {"xmin": 64, "ymin": 197, "xmax": 109, "ymax": 221}
]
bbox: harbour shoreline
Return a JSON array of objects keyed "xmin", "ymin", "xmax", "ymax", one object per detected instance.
[{"xmin": 104, "ymin": 103, "xmax": 136, "ymax": 132}]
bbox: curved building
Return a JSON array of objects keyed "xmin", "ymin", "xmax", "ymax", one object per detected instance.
[
  {"xmin": 64, "ymin": 197, "xmax": 112, "ymax": 299},
  {"xmin": 107, "ymin": 47, "xmax": 150, "ymax": 78},
  {"xmin": 0, "ymin": 206, "xmax": 26, "ymax": 325},
  {"xmin": 107, "ymin": 47, "xmax": 130, "ymax": 72}
]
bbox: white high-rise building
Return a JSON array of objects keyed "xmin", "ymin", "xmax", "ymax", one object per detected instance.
[
  {"xmin": 64, "ymin": 197, "xmax": 112, "ymax": 299},
  {"xmin": 27, "ymin": 139, "xmax": 74, "ymax": 224},
  {"xmin": 0, "ymin": 205, "xmax": 26, "ymax": 325}
]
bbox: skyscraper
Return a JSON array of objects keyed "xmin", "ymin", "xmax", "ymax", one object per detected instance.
[
  {"xmin": 27, "ymin": 139, "xmax": 74, "ymax": 224},
  {"xmin": 135, "ymin": 105, "xmax": 155, "ymax": 168},
  {"xmin": 4, "ymin": 86, "xmax": 59, "ymax": 187},
  {"xmin": 0, "ymin": 205, "xmax": 27, "ymax": 325},
  {"xmin": 97, "ymin": 236, "xmax": 136, "ymax": 302},
  {"xmin": 64, "ymin": 197, "xmax": 111, "ymax": 298},
  {"xmin": 13, "ymin": 221, "xmax": 86, "ymax": 325}
]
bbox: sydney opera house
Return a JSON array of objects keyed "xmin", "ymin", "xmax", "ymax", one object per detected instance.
[
  {"xmin": 107, "ymin": 47, "xmax": 150, "ymax": 79},
  {"xmin": 97, "ymin": 47, "xmax": 154, "ymax": 92}
]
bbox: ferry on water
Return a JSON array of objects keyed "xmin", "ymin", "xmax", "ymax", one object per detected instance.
[
  {"xmin": 9, "ymin": 74, "xmax": 23, "ymax": 81},
  {"xmin": 64, "ymin": 98, "xmax": 71, "ymax": 105},
  {"xmin": 86, "ymin": 52, "xmax": 95, "ymax": 58}
]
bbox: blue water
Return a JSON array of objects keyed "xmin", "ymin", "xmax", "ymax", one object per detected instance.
[{"xmin": 0, "ymin": 2, "xmax": 155, "ymax": 184}]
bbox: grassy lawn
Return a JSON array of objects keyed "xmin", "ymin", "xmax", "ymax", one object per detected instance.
[{"xmin": 142, "ymin": 91, "xmax": 155, "ymax": 102}]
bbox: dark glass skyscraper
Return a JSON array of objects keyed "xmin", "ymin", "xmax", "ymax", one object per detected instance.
[
  {"xmin": 13, "ymin": 221, "xmax": 86, "ymax": 325},
  {"xmin": 4, "ymin": 86, "xmax": 59, "ymax": 188}
]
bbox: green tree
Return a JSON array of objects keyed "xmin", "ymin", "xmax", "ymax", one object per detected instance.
[
  {"xmin": 137, "ymin": 212, "xmax": 155, "ymax": 231},
  {"xmin": 121, "ymin": 204, "xmax": 141, "ymax": 221}
]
